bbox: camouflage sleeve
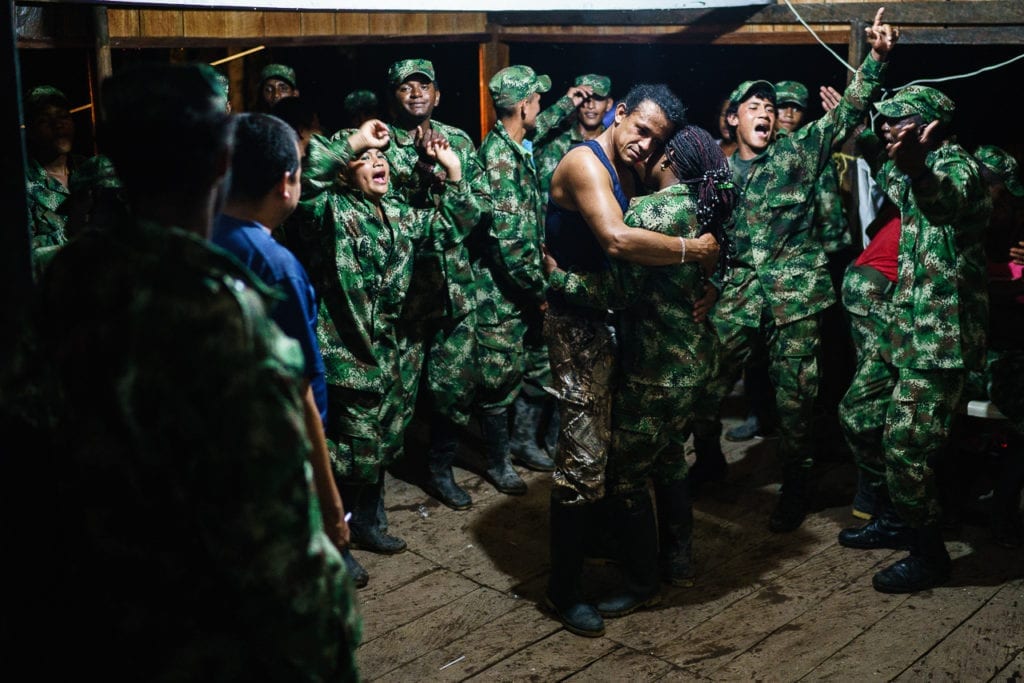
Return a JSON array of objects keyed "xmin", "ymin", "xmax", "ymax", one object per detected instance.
[
  {"xmin": 533, "ymin": 95, "xmax": 577, "ymax": 145},
  {"xmin": 803, "ymin": 54, "xmax": 887, "ymax": 174},
  {"xmin": 912, "ymin": 153, "xmax": 985, "ymax": 227},
  {"xmin": 428, "ymin": 137, "xmax": 490, "ymax": 244},
  {"xmin": 548, "ymin": 265, "xmax": 632, "ymax": 311},
  {"xmin": 302, "ymin": 134, "xmax": 355, "ymax": 201}
]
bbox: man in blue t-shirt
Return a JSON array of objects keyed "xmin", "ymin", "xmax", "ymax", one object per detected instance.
[{"xmin": 212, "ymin": 112, "xmax": 368, "ymax": 588}]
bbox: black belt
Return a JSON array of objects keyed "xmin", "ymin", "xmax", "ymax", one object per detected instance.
[{"xmin": 849, "ymin": 264, "xmax": 895, "ymax": 296}]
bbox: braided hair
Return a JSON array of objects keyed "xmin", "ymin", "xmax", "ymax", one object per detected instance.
[{"xmin": 664, "ymin": 124, "xmax": 738, "ymax": 276}]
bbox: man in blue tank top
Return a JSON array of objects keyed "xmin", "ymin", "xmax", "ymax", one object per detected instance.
[{"xmin": 542, "ymin": 84, "xmax": 720, "ymax": 637}]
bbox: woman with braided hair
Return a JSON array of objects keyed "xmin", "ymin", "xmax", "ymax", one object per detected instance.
[{"xmin": 542, "ymin": 123, "xmax": 736, "ymax": 622}]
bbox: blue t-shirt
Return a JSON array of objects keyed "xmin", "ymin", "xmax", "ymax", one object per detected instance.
[{"xmin": 212, "ymin": 213, "xmax": 328, "ymax": 422}]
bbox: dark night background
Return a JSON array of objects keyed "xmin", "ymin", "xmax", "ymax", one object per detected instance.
[{"xmin": 17, "ymin": 40, "xmax": 1024, "ymax": 160}]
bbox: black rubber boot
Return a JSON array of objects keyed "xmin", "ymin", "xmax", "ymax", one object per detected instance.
[
  {"xmin": 655, "ymin": 479, "xmax": 695, "ymax": 587},
  {"xmin": 839, "ymin": 487, "xmax": 914, "ymax": 550},
  {"xmin": 510, "ymin": 395, "xmax": 555, "ymax": 472},
  {"xmin": 689, "ymin": 420, "xmax": 728, "ymax": 494},
  {"xmin": 546, "ymin": 498, "xmax": 605, "ymax": 637},
  {"xmin": 769, "ymin": 465, "xmax": 810, "ymax": 533},
  {"xmin": 851, "ymin": 468, "xmax": 883, "ymax": 521},
  {"xmin": 595, "ymin": 492, "xmax": 662, "ymax": 618},
  {"xmin": 480, "ymin": 410, "xmax": 527, "ymax": 495},
  {"xmin": 348, "ymin": 478, "xmax": 407, "ymax": 555},
  {"xmin": 341, "ymin": 547, "xmax": 369, "ymax": 589},
  {"xmin": 422, "ymin": 414, "xmax": 472, "ymax": 510},
  {"xmin": 872, "ymin": 525, "xmax": 951, "ymax": 593}
]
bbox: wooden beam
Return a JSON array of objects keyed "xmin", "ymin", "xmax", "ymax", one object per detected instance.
[
  {"xmin": 489, "ymin": 2, "xmax": 1024, "ymax": 27},
  {"xmin": 478, "ymin": 33, "xmax": 507, "ymax": 141}
]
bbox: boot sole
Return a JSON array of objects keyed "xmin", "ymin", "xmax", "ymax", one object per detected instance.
[
  {"xmin": 542, "ymin": 598, "xmax": 605, "ymax": 638},
  {"xmin": 421, "ymin": 486, "xmax": 472, "ymax": 511},
  {"xmin": 596, "ymin": 594, "xmax": 662, "ymax": 618},
  {"xmin": 349, "ymin": 539, "xmax": 408, "ymax": 555},
  {"xmin": 511, "ymin": 458, "xmax": 555, "ymax": 472}
]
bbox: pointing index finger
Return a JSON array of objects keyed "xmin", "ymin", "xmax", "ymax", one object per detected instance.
[{"xmin": 873, "ymin": 6, "xmax": 885, "ymax": 29}]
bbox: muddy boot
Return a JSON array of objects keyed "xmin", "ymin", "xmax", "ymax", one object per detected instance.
[
  {"xmin": 546, "ymin": 498, "xmax": 605, "ymax": 638},
  {"xmin": 595, "ymin": 492, "xmax": 662, "ymax": 618},
  {"xmin": 341, "ymin": 547, "xmax": 369, "ymax": 589},
  {"xmin": 872, "ymin": 525, "xmax": 951, "ymax": 594},
  {"xmin": 769, "ymin": 465, "xmax": 810, "ymax": 533},
  {"xmin": 851, "ymin": 468, "xmax": 883, "ymax": 521},
  {"xmin": 655, "ymin": 479, "xmax": 695, "ymax": 587},
  {"xmin": 480, "ymin": 409, "xmax": 527, "ymax": 495},
  {"xmin": 348, "ymin": 478, "xmax": 407, "ymax": 555},
  {"xmin": 422, "ymin": 414, "xmax": 471, "ymax": 510},
  {"xmin": 689, "ymin": 419, "xmax": 728, "ymax": 494},
  {"xmin": 839, "ymin": 487, "xmax": 914, "ymax": 550},
  {"xmin": 510, "ymin": 395, "xmax": 555, "ymax": 472}
]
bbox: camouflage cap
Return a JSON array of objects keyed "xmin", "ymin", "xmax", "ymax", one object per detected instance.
[
  {"xmin": 874, "ymin": 85, "xmax": 954, "ymax": 125},
  {"xmin": 259, "ymin": 63, "xmax": 297, "ymax": 88},
  {"xmin": 774, "ymin": 80, "xmax": 808, "ymax": 108},
  {"xmin": 24, "ymin": 85, "xmax": 70, "ymax": 118},
  {"xmin": 343, "ymin": 89, "xmax": 379, "ymax": 112},
  {"xmin": 728, "ymin": 79, "xmax": 775, "ymax": 106},
  {"xmin": 388, "ymin": 59, "xmax": 436, "ymax": 86},
  {"xmin": 489, "ymin": 65, "xmax": 551, "ymax": 109},
  {"xmin": 574, "ymin": 73, "xmax": 612, "ymax": 98},
  {"xmin": 974, "ymin": 144, "xmax": 1024, "ymax": 198}
]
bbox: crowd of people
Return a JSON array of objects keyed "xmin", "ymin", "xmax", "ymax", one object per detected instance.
[{"xmin": 6, "ymin": 4, "xmax": 1023, "ymax": 676}]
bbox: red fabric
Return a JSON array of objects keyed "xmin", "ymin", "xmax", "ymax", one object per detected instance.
[{"xmin": 855, "ymin": 214, "xmax": 901, "ymax": 282}]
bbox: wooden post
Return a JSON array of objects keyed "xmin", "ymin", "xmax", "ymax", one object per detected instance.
[
  {"xmin": 478, "ymin": 31, "xmax": 508, "ymax": 142},
  {"xmin": 91, "ymin": 6, "xmax": 112, "ymax": 154},
  {"xmin": 227, "ymin": 49, "xmax": 244, "ymax": 114}
]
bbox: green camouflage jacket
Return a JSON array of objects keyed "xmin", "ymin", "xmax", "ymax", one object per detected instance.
[
  {"xmin": 384, "ymin": 120, "xmax": 490, "ymax": 320},
  {"xmin": 714, "ymin": 55, "xmax": 886, "ymax": 328},
  {"xmin": 870, "ymin": 139, "xmax": 991, "ymax": 370},
  {"xmin": 473, "ymin": 103, "xmax": 576, "ymax": 330},
  {"xmin": 549, "ymin": 184, "xmax": 720, "ymax": 387},
  {"xmin": 531, "ymin": 95, "xmax": 589, "ymax": 195},
  {"xmin": 17, "ymin": 217, "xmax": 360, "ymax": 680},
  {"xmin": 814, "ymin": 155, "xmax": 853, "ymax": 254},
  {"xmin": 299, "ymin": 134, "xmax": 473, "ymax": 394}
]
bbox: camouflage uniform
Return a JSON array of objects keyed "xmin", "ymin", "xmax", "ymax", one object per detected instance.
[
  {"xmin": 473, "ymin": 99, "xmax": 575, "ymax": 410},
  {"xmin": 843, "ymin": 88, "xmax": 991, "ymax": 526},
  {"xmin": 694, "ymin": 55, "xmax": 888, "ymax": 472},
  {"xmin": 553, "ymin": 184, "xmax": 719, "ymax": 494},
  {"xmin": 12, "ymin": 217, "xmax": 361, "ymax": 681},
  {"xmin": 384, "ymin": 119, "xmax": 490, "ymax": 427},
  {"xmin": 24, "ymin": 153, "xmax": 85, "ymax": 274},
  {"xmin": 297, "ymin": 134, "xmax": 476, "ymax": 480},
  {"xmin": 534, "ymin": 73, "xmax": 612, "ymax": 196}
]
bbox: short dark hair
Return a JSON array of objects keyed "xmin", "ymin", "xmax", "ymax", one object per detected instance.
[
  {"xmin": 622, "ymin": 84, "xmax": 687, "ymax": 129},
  {"xmin": 98, "ymin": 62, "xmax": 234, "ymax": 201},
  {"xmin": 227, "ymin": 113, "xmax": 300, "ymax": 202}
]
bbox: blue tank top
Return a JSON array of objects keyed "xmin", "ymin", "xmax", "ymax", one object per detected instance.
[{"xmin": 545, "ymin": 140, "xmax": 629, "ymax": 276}]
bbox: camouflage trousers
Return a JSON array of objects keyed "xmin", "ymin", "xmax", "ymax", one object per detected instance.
[
  {"xmin": 842, "ymin": 264, "xmax": 894, "ymax": 359},
  {"xmin": 693, "ymin": 312, "xmax": 820, "ymax": 469},
  {"xmin": 475, "ymin": 318, "xmax": 525, "ymax": 412},
  {"xmin": 605, "ymin": 380, "xmax": 699, "ymax": 498},
  {"xmin": 324, "ymin": 384, "xmax": 391, "ymax": 484},
  {"xmin": 544, "ymin": 306, "xmax": 616, "ymax": 505},
  {"xmin": 398, "ymin": 312, "xmax": 479, "ymax": 428},
  {"xmin": 840, "ymin": 359, "xmax": 965, "ymax": 527},
  {"xmin": 521, "ymin": 342, "xmax": 554, "ymax": 400}
]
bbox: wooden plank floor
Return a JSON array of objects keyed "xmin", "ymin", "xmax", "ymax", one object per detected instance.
[{"xmin": 351, "ymin": 413, "xmax": 1024, "ymax": 682}]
